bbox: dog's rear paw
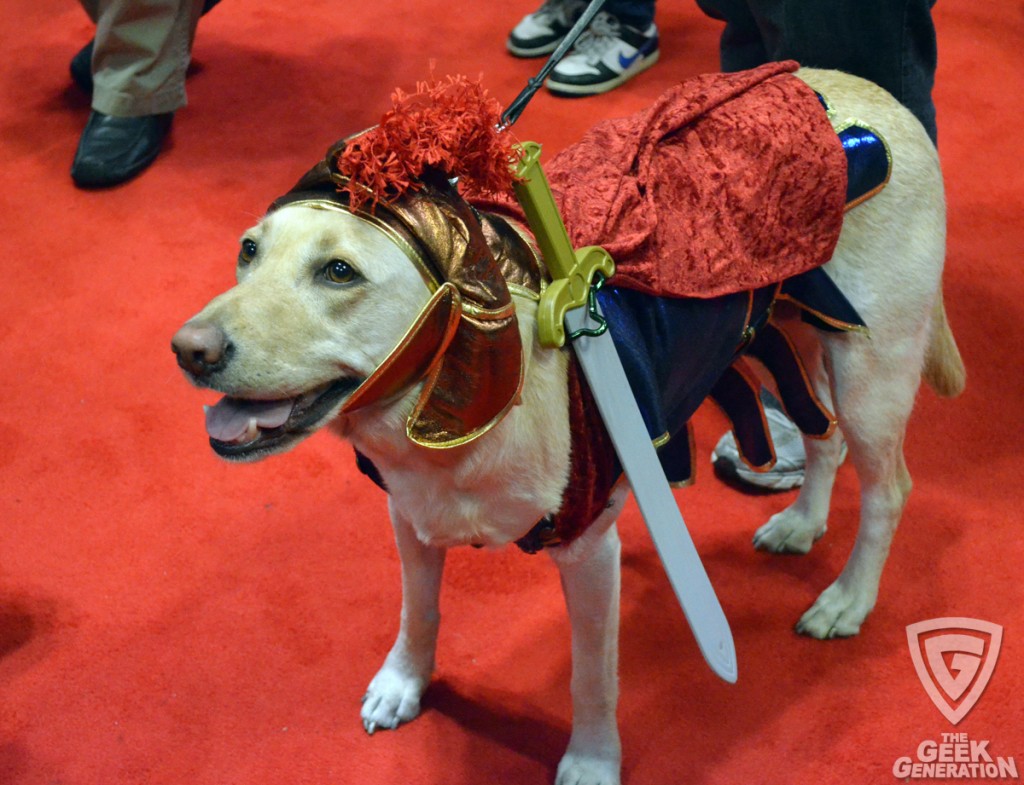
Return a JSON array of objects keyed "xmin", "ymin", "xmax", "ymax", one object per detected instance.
[
  {"xmin": 361, "ymin": 666, "xmax": 428, "ymax": 734},
  {"xmin": 753, "ymin": 509, "xmax": 825, "ymax": 554},
  {"xmin": 795, "ymin": 580, "xmax": 875, "ymax": 639},
  {"xmin": 555, "ymin": 753, "xmax": 621, "ymax": 785}
]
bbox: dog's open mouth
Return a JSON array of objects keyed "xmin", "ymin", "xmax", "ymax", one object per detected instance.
[{"xmin": 204, "ymin": 378, "xmax": 361, "ymax": 458}]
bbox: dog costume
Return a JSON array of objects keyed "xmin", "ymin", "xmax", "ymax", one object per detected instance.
[{"xmin": 269, "ymin": 61, "xmax": 889, "ymax": 551}]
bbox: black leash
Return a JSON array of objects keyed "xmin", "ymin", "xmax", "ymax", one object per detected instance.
[{"xmin": 498, "ymin": 0, "xmax": 609, "ymax": 129}]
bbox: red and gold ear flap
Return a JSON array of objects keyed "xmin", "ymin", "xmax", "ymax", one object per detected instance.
[
  {"xmin": 340, "ymin": 283, "xmax": 462, "ymax": 415},
  {"xmin": 384, "ymin": 179, "xmax": 525, "ymax": 448},
  {"xmin": 405, "ymin": 296, "xmax": 524, "ymax": 448}
]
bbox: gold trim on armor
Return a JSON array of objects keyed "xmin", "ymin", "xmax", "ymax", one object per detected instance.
[
  {"xmin": 818, "ymin": 89, "xmax": 836, "ymax": 119},
  {"xmin": 669, "ymin": 424, "xmax": 697, "ymax": 488},
  {"xmin": 763, "ymin": 319, "xmax": 839, "ymax": 442},
  {"xmin": 833, "ymin": 118, "xmax": 893, "ymax": 212},
  {"xmin": 284, "ymin": 198, "xmax": 441, "ymax": 292},
  {"xmin": 711, "ymin": 358, "xmax": 777, "ymax": 472},
  {"xmin": 775, "ymin": 293, "xmax": 871, "ymax": 336},
  {"xmin": 507, "ymin": 283, "xmax": 541, "ymax": 302},
  {"xmin": 339, "ymin": 283, "xmax": 462, "ymax": 415},
  {"xmin": 405, "ymin": 346, "xmax": 526, "ymax": 449},
  {"xmin": 737, "ymin": 290, "xmax": 756, "ymax": 351},
  {"xmin": 460, "ymin": 301, "xmax": 518, "ymax": 319}
]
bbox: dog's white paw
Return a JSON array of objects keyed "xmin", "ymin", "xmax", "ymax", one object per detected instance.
[
  {"xmin": 360, "ymin": 665, "xmax": 428, "ymax": 734},
  {"xmin": 795, "ymin": 580, "xmax": 875, "ymax": 639},
  {"xmin": 753, "ymin": 509, "xmax": 825, "ymax": 554},
  {"xmin": 555, "ymin": 753, "xmax": 621, "ymax": 785}
]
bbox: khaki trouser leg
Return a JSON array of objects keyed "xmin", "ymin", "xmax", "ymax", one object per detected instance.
[{"xmin": 79, "ymin": 0, "xmax": 204, "ymax": 117}]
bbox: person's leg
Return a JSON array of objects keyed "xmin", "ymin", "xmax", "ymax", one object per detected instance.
[
  {"xmin": 545, "ymin": 0, "xmax": 659, "ymax": 96},
  {"xmin": 758, "ymin": 0, "xmax": 938, "ymax": 144},
  {"xmin": 605, "ymin": 0, "xmax": 655, "ymax": 28},
  {"xmin": 704, "ymin": 0, "xmax": 939, "ymax": 488},
  {"xmin": 694, "ymin": 0, "xmax": 769, "ymax": 71},
  {"xmin": 508, "ymin": 0, "xmax": 657, "ymax": 62},
  {"xmin": 89, "ymin": 0, "xmax": 204, "ymax": 117},
  {"xmin": 72, "ymin": 0, "xmax": 218, "ymax": 97},
  {"xmin": 698, "ymin": 0, "xmax": 937, "ymax": 140},
  {"xmin": 507, "ymin": 0, "xmax": 590, "ymax": 58},
  {"xmin": 72, "ymin": 0, "xmax": 206, "ymax": 187}
]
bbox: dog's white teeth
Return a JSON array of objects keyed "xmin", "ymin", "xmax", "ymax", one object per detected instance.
[{"xmin": 240, "ymin": 417, "xmax": 260, "ymax": 445}]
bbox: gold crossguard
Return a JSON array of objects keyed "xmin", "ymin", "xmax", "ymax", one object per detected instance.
[
  {"xmin": 511, "ymin": 144, "xmax": 738, "ymax": 683},
  {"xmin": 512, "ymin": 141, "xmax": 616, "ymax": 348}
]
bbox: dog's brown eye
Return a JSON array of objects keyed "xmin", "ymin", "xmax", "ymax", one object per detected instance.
[
  {"xmin": 239, "ymin": 238, "xmax": 258, "ymax": 265},
  {"xmin": 323, "ymin": 259, "xmax": 358, "ymax": 285}
]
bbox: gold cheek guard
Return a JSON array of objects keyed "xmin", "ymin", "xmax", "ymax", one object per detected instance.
[
  {"xmin": 340, "ymin": 277, "xmax": 465, "ymax": 426},
  {"xmin": 276, "ymin": 190, "xmax": 525, "ymax": 450}
]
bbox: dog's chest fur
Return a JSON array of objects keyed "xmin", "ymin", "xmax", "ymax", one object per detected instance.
[{"xmin": 338, "ymin": 305, "xmax": 573, "ymax": 548}]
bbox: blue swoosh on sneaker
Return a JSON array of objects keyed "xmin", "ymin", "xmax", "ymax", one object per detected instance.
[
  {"xmin": 618, "ymin": 37, "xmax": 657, "ymax": 70},
  {"xmin": 618, "ymin": 51, "xmax": 641, "ymax": 69}
]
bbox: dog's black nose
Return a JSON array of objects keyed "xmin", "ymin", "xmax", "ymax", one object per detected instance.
[{"xmin": 171, "ymin": 321, "xmax": 230, "ymax": 378}]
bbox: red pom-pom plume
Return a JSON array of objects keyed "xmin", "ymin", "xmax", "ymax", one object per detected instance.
[{"xmin": 335, "ymin": 75, "xmax": 522, "ymax": 211}]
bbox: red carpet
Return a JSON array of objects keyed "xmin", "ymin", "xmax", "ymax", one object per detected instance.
[{"xmin": 1, "ymin": 2, "xmax": 1021, "ymax": 783}]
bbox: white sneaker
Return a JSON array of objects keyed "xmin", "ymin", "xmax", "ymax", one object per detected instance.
[
  {"xmin": 711, "ymin": 406, "xmax": 847, "ymax": 491},
  {"xmin": 545, "ymin": 12, "xmax": 660, "ymax": 96},
  {"xmin": 507, "ymin": 0, "xmax": 588, "ymax": 58}
]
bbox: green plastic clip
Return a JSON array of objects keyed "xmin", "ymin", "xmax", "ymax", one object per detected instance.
[{"xmin": 512, "ymin": 141, "xmax": 616, "ymax": 348}]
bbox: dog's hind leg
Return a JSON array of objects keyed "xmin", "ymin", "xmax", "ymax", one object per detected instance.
[
  {"xmin": 361, "ymin": 505, "xmax": 446, "ymax": 734},
  {"xmin": 548, "ymin": 486, "xmax": 628, "ymax": 785},
  {"xmin": 753, "ymin": 330, "xmax": 845, "ymax": 554},
  {"xmin": 794, "ymin": 326, "xmax": 922, "ymax": 639}
]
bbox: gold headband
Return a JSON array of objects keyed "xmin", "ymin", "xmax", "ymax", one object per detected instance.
[{"xmin": 280, "ymin": 198, "xmax": 441, "ymax": 293}]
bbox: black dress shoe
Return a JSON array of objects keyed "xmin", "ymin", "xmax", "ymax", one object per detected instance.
[
  {"xmin": 71, "ymin": 111, "xmax": 173, "ymax": 188},
  {"xmin": 70, "ymin": 41, "xmax": 93, "ymax": 94}
]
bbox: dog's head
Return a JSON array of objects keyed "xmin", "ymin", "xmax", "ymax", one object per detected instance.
[
  {"xmin": 173, "ymin": 155, "xmax": 526, "ymax": 461},
  {"xmin": 172, "ymin": 202, "xmax": 438, "ymax": 460}
]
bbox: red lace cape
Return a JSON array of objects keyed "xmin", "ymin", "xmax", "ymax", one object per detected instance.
[{"xmin": 480, "ymin": 61, "xmax": 848, "ymax": 300}]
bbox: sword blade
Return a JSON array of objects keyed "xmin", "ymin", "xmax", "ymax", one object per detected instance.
[{"xmin": 565, "ymin": 304, "xmax": 738, "ymax": 683}]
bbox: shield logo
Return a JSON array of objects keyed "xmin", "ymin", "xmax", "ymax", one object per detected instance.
[{"xmin": 906, "ymin": 617, "xmax": 1003, "ymax": 725}]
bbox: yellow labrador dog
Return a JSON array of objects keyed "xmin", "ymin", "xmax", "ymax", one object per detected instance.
[{"xmin": 172, "ymin": 68, "xmax": 963, "ymax": 785}]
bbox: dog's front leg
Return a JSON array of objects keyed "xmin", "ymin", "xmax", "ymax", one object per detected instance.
[
  {"xmin": 548, "ymin": 489, "xmax": 626, "ymax": 785},
  {"xmin": 361, "ymin": 504, "xmax": 446, "ymax": 734}
]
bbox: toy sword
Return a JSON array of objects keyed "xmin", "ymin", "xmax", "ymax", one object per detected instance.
[{"xmin": 512, "ymin": 142, "xmax": 738, "ymax": 684}]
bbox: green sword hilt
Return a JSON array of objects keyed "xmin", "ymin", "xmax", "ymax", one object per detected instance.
[{"xmin": 512, "ymin": 141, "xmax": 615, "ymax": 348}]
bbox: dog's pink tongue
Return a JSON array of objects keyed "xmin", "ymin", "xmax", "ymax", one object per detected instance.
[{"xmin": 205, "ymin": 397, "xmax": 294, "ymax": 442}]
